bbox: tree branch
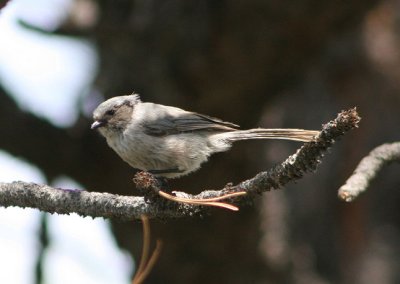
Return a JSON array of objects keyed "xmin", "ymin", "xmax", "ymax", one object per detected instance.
[
  {"xmin": 0, "ymin": 108, "xmax": 360, "ymax": 220},
  {"xmin": 338, "ymin": 142, "xmax": 400, "ymax": 202}
]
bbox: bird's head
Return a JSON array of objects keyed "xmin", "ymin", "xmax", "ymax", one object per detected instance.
[{"xmin": 91, "ymin": 94, "xmax": 141, "ymax": 136}]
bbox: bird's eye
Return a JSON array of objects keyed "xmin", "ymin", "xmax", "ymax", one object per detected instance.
[{"xmin": 106, "ymin": 109, "xmax": 115, "ymax": 116}]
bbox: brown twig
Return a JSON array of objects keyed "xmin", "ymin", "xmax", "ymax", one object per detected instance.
[
  {"xmin": 132, "ymin": 215, "xmax": 163, "ymax": 284},
  {"xmin": 133, "ymin": 240, "xmax": 162, "ymax": 284}
]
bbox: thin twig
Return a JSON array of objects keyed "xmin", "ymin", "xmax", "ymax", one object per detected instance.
[
  {"xmin": 338, "ymin": 142, "xmax": 400, "ymax": 202},
  {"xmin": 133, "ymin": 240, "xmax": 163, "ymax": 284},
  {"xmin": 132, "ymin": 215, "xmax": 163, "ymax": 284},
  {"xmin": 134, "ymin": 215, "xmax": 151, "ymax": 281}
]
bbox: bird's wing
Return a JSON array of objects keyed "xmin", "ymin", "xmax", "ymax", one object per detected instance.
[{"xmin": 143, "ymin": 112, "xmax": 239, "ymax": 136}]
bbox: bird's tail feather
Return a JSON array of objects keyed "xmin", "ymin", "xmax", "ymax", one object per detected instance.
[{"xmin": 223, "ymin": 128, "xmax": 319, "ymax": 142}]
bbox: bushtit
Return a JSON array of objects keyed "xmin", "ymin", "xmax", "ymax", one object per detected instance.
[{"xmin": 91, "ymin": 94, "xmax": 319, "ymax": 179}]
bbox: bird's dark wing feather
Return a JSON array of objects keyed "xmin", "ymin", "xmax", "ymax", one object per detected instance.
[{"xmin": 143, "ymin": 112, "xmax": 239, "ymax": 136}]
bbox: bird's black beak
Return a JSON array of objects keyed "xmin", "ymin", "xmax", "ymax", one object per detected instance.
[{"xmin": 91, "ymin": 120, "xmax": 106, "ymax": 129}]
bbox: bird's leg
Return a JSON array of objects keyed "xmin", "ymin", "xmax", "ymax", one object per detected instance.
[{"xmin": 155, "ymin": 177, "xmax": 170, "ymax": 192}]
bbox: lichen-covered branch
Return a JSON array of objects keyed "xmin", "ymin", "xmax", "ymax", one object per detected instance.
[
  {"xmin": 0, "ymin": 181, "xmax": 162, "ymax": 220},
  {"xmin": 338, "ymin": 142, "xmax": 400, "ymax": 202},
  {"xmin": 0, "ymin": 108, "xmax": 360, "ymax": 220}
]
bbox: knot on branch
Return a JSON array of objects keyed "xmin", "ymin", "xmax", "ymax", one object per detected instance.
[
  {"xmin": 133, "ymin": 171, "xmax": 165, "ymax": 203},
  {"xmin": 133, "ymin": 171, "xmax": 161, "ymax": 191}
]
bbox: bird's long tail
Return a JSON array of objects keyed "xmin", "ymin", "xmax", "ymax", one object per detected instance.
[{"xmin": 223, "ymin": 128, "xmax": 319, "ymax": 142}]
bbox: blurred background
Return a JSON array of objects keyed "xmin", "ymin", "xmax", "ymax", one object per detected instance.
[{"xmin": 1, "ymin": 0, "xmax": 400, "ymax": 283}]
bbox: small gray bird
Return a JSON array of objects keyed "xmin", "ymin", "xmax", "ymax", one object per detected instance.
[{"xmin": 91, "ymin": 94, "xmax": 319, "ymax": 179}]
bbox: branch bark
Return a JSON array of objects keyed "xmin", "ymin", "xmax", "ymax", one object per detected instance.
[
  {"xmin": 338, "ymin": 142, "xmax": 400, "ymax": 202},
  {"xmin": 0, "ymin": 108, "xmax": 360, "ymax": 220}
]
